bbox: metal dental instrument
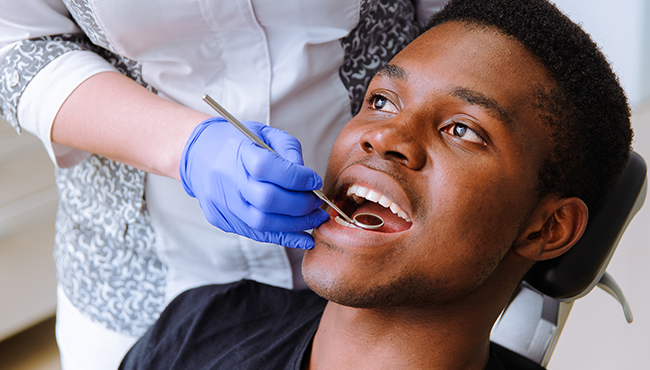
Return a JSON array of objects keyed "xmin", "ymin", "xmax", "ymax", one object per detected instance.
[{"xmin": 202, "ymin": 94, "xmax": 385, "ymax": 230}]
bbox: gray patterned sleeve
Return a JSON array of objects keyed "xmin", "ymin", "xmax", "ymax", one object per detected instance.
[
  {"xmin": 0, "ymin": 31, "xmax": 155, "ymax": 137},
  {"xmin": 0, "ymin": 34, "xmax": 98, "ymax": 134},
  {"xmin": 339, "ymin": 0, "xmax": 421, "ymax": 115}
]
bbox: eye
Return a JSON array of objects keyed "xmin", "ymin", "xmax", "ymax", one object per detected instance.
[
  {"xmin": 443, "ymin": 122, "xmax": 486, "ymax": 145},
  {"xmin": 366, "ymin": 93, "xmax": 398, "ymax": 113}
]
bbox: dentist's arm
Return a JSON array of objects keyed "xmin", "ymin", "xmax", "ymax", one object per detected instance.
[
  {"xmin": 53, "ymin": 72, "xmax": 328, "ymax": 249},
  {"xmin": 53, "ymin": 71, "xmax": 202, "ymax": 179}
]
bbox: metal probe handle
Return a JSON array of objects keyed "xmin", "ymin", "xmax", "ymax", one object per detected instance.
[{"xmin": 202, "ymin": 94, "xmax": 357, "ymax": 225}]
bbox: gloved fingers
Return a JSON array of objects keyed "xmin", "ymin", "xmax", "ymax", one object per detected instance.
[
  {"xmin": 247, "ymin": 230, "xmax": 318, "ymax": 250},
  {"xmin": 180, "ymin": 117, "xmax": 328, "ymax": 249},
  {"xmin": 240, "ymin": 141, "xmax": 322, "ymax": 192},
  {"xmin": 267, "ymin": 231, "xmax": 317, "ymax": 250},
  {"xmin": 236, "ymin": 203, "xmax": 329, "ymax": 232},
  {"xmin": 199, "ymin": 199, "xmax": 324, "ymax": 249},
  {"xmin": 237, "ymin": 176, "xmax": 324, "ymax": 215},
  {"xmin": 256, "ymin": 124, "xmax": 304, "ymax": 165}
]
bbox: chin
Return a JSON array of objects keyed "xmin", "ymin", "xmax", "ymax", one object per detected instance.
[
  {"xmin": 305, "ymin": 279, "xmax": 392, "ymax": 309},
  {"xmin": 303, "ymin": 257, "xmax": 440, "ymax": 309},
  {"xmin": 302, "ymin": 257, "xmax": 372, "ymax": 307}
]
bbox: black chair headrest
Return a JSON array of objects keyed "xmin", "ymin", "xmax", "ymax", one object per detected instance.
[{"xmin": 524, "ymin": 151, "xmax": 647, "ymax": 300}]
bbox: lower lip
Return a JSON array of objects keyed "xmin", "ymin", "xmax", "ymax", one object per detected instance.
[{"xmin": 314, "ymin": 216, "xmax": 406, "ymax": 250}]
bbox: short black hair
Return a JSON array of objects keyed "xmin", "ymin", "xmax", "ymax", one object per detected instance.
[{"xmin": 425, "ymin": 0, "xmax": 633, "ymax": 212}]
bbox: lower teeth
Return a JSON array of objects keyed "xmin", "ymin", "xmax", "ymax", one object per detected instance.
[{"xmin": 334, "ymin": 216, "xmax": 362, "ymax": 229}]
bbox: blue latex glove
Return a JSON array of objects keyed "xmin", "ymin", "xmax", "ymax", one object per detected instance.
[{"xmin": 179, "ymin": 117, "xmax": 329, "ymax": 249}]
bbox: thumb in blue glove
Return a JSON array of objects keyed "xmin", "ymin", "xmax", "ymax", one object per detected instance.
[{"xmin": 179, "ymin": 117, "xmax": 330, "ymax": 249}]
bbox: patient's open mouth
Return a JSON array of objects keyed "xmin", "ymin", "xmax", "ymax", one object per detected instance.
[{"xmin": 332, "ymin": 184, "xmax": 412, "ymax": 233}]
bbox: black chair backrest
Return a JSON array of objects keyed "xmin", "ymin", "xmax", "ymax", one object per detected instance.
[{"xmin": 525, "ymin": 151, "xmax": 647, "ymax": 300}]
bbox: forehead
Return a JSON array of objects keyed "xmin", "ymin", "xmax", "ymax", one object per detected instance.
[{"xmin": 383, "ymin": 21, "xmax": 554, "ymax": 128}]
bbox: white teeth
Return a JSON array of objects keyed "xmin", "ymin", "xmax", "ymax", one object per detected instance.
[
  {"xmin": 365, "ymin": 190, "xmax": 381, "ymax": 202},
  {"xmin": 346, "ymin": 185, "xmax": 411, "ymax": 223},
  {"xmin": 355, "ymin": 185, "xmax": 368, "ymax": 197},
  {"xmin": 378, "ymin": 195, "xmax": 392, "ymax": 208},
  {"xmin": 348, "ymin": 184, "xmax": 366, "ymax": 204},
  {"xmin": 335, "ymin": 215, "xmax": 362, "ymax": 229}
]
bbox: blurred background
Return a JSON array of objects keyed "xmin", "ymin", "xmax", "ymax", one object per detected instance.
[
  {"xmin": 0, "ymin": 0, "xmax": 648, "ymax": 369},
  {"xmin": 547, "ymin": 1, "xmax": 650, "ymax": 368}
]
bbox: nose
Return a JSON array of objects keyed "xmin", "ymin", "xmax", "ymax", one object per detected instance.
[{"xmin": 359, "ymin": 120, "xmax": 427, "ymax": 170}]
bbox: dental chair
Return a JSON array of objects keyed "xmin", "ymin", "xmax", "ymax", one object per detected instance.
[{"xmin": 489, "ymin": 151, "xmax": 648, "ymax": 369}]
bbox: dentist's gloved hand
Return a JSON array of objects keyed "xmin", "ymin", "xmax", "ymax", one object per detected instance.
[{"xmin": 179, "ymin": 117, "xmax": 329, "ymax": 249}]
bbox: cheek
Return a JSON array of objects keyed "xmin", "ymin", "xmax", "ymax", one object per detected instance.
[
  {"xmin": 324, "ymin": 125, "xmax": 362, "ymax": 182},
  {"xmin": 423, "ymin": 166, "xmax": 530, "ymax": 255}
]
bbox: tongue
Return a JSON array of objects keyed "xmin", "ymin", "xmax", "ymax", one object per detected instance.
[{"xmin": 352, "ymin": 202, "xmax": 411, "ymax": 233}]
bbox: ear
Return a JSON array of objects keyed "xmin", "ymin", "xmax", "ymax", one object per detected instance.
[{"xmin": 512, "ymin": 196, "xmax": 589, "ymax": 261}]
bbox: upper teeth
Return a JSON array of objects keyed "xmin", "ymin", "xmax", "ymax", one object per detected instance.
[{"xmin": 347, "ymin": 184, "xmax": 411, "ymax": 222}]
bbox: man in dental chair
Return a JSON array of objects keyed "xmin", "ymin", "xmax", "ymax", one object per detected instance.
[{"xmin": 120, "ymin": 0, "xmax": 632, "ymax": 368}]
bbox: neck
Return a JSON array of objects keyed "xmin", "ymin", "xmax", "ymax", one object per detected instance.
[
  {"xmin": 308, "ymin": 301, "xmax": 495, "ymax": 370},
  {"xmin": 307, "ymin": 254, "xmax": 529, "ymax": 370}
]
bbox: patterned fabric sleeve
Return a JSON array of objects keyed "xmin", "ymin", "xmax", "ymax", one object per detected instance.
[
  {"xmin": 61, "ymin": 0, "xmax": 116, "ymax": 53},
  {"xmin": 54, "ymin": 154, "xmax": 165, "ymax": 337},
  {"xmin": 0, "ymin": 28, "xmax": 166, "ymax": 336},
  {"xmin": 50, "ymin": 40, "xmax": 166, "ymax": 337},
  {"xmin": 339, "ymin": 0, "xmax": 421, "ymax": 116},
  {"xmin": 0, "ymin": 34, "xmax": 97, "ymax": 133}
]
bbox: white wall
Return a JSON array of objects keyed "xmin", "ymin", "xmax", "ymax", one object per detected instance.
[
  {"xmin": 551, "ymin": 0, "xmax": 649, "ymax": 107},
  {"xmin": 547, "ymin": 1, "xmax": 650, "ymax": 369},
  {"xmin": 0, "ymin": 122, "xmax": 58, "ymax": 340},
  {"xmin": 548, "ymin": 104, "xmax": 650, "ymax": 370},
  {"xmin": 643, "ymin": 1, "xmax": 650, "ymax": 104}
]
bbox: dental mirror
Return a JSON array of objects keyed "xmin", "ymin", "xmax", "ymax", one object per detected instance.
[
  {"xmin": 202, "ymin": 94, "xmax": 385, "ymax": 230},
  {"xmin": 352, "ymin": 213, "xmax": 385, "ymax": 228}
]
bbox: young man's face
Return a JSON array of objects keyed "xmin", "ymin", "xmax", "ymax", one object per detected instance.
[{"xmin": 303, "ymin": 22, "xmax": 556, "ymax": 308}]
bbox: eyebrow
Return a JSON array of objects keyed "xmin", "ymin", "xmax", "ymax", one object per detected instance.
[
  {"xmin": 451, "ymin": 88, "xmax": 513, "ymax": 125},
  {"xmin": 375, "ymin": 63, "xmax": 408, "ymax": 80},
  {"xmin": 374, "ymin": 64, "xmax": 513, "ymax": 125}
]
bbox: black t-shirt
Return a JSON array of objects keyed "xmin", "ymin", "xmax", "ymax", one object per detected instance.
[{"xmin": 120, "ymin": 280, "xmax": 507, "ymax": 370}]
